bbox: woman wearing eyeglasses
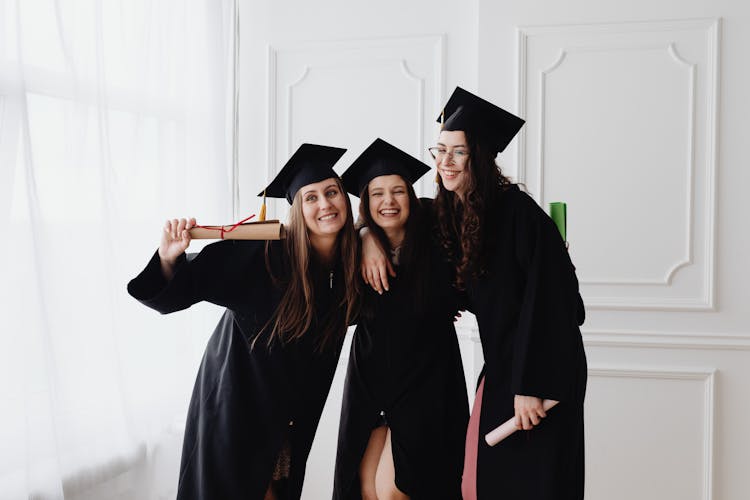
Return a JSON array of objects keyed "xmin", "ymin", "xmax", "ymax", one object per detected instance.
[
  {"xmin": 128, "ymin": 144, "xmax": 360, "ymax": 500},
  {"xmin": 361, "ymin": 88, "xmax": 587, "ymax": 500},
  {"xmin": 333, "ymin": 139, "xmax": 468, "ymax": 500}
]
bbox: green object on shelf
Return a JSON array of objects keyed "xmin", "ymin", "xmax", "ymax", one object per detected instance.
[{"xmin": 549, "ymin": 201, "xmax": 566, "ymax": 242}]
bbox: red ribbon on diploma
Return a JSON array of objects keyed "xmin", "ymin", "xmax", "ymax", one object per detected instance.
[{"xmin": 195, "ymin": 214, "xmax": 256, "ymax": 240}]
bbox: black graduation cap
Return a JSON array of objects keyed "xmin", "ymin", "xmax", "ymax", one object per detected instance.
[
  {"xmin": 340, "ymin": 138, "xmax": 430, "ymax": 197},
  {"xmin": 437, "ymin": 86, "xmax": 525, "ymax": 153},
  {"xmin": 259, "ymin": 143, "xmax": 346, "ymax": 204}
]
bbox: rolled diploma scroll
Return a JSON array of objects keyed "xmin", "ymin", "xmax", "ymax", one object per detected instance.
[
  {"xmin": 189, "ymin": 220, "xmax": 285, "ymax": 240},
  {"xmin": 484, "ymin": 399, "xmax": 559, "ymax": 446}
]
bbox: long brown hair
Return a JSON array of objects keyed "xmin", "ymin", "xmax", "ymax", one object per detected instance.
[
  {"xmin": 264, "ymin": 177, "xmax": 360, "ymax": 351},
  {"xmin": 434, "ymin": 130, "xmax": 514, "ymax": 289},
  {"xmin": 359, "ymin": 178, "xmax": 429, "ymax": 314}
]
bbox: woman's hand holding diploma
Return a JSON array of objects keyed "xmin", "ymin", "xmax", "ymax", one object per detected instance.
[
  {"xmin": 159, "ymin": 217, "xmax": 196, "ymax": 280},
  {"xmin": 484, "ymin": 396, "xmax": 559, "ymax": 447},
  {"xmin": 514, "ymin": 395, "xmax": 547, "ymax": 430}
]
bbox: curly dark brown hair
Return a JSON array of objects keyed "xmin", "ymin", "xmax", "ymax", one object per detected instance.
[{"xmin": 434, "ymin": 130, "xmax": 514, "ymax": 289}]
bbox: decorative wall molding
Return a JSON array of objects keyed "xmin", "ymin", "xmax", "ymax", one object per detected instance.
[
  {"xmin": 516, "ymin": 17, "xmax": 723, "ymax": 36},
  {"xmin": 517, "ymin": 18, "xmax": 720, "ymax": 311},
  {"xmin": 538, "ymin": 43, "xmax": 696, "ymax": 287},
  {"xmin": 286, "ymin": 65, "xmax": 311, "ymax": 155},
  {"xmin": 265, "ymin": 44, "xmax": 278, "ymax": 206},
  {"xmin": 399, "ymin": 59, "xmax": 426, "ymax": 162},
  {"xmin": 457, "ymin": 319, "xmax": 750, "ymax": 351},
  {"xmin": 265, "ymin": 35, "xmax": 445, "ymax": 217},
  {"xmin": 588, "ymin": 365, "xmax": 715, "ymax": 500},
  {"xmin": 584, "ymin": 293, "xmax": 715, "ymax": 311},
  {"xmin": 283, "ymin": 59, "xmax": 425, "ymax": 158},
  {"xmin": 264, "ymin": 45, "xmax": 285, "ymax": 218},
  {"xmin": 583, "ymin": 329, "xmax": 750, "ymax": 351}
]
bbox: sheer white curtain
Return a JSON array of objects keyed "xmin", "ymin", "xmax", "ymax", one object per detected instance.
[{"xmin": 0, "ymin": 0, "xmax": 237, "ymax": 498}]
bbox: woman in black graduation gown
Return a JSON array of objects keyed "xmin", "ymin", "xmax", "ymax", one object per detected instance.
[
  {"xmin": 127, "ymin": 144, "xmax": 360, "ymax": 500},
  {"xmin": 333, "ymin": 139, "xmax": 468, "ymax": 500},
  {"xmin": 432, "ymin": 88, "xmax": 587, "ymax": 500}
]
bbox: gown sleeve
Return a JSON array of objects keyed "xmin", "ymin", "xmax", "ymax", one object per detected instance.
[
  {"xmin": 127, "ymin": 239, "xmax": 268, "ymax": 314},
  {"xmin": 510, "ymin": 192, "xmax": 585, "ymax": 402}
]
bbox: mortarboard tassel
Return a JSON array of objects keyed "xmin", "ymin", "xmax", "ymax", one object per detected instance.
[{"xmin": 259, "ymin": 190, "xmax": 267, "ymax": 221}]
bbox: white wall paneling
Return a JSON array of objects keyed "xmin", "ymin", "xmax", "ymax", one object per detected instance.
[
  {"xmin": 237, "ymin": 1, "xmax": 750, "ymax": 497},
  {"xmin": 583, "ymin": 329, "xmax": 750, "ymax": 351},
  {"xmin": 517, "ymin": 19, "xmax": 719, "ymax": 310},
  {"xmin": 585, "ymin": 365, "xmax": 715, "ymax": 500},
  {"xmin": 265, "ymin": 36, "xmax": 445, "ymax": 219},
  {"xmin": 263, "ymin": 35, "xmax": 446, "ymax": 499}
]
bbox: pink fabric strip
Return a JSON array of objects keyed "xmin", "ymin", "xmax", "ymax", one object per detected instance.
[{"xmin": 461, "ymin": 376, "xmax": 485, "ymax": 500}]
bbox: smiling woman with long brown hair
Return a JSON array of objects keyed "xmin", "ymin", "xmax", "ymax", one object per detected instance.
[{"xmin": 128, "ymin": 144, "xmax": 359, "ymax": 500}]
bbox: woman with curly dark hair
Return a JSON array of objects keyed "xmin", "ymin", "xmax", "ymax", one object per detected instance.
[
  {"xmin": 436, "ymin": 87, "xmax": 587, "ymax": 500},
  {"xmin": 361, "ymin": 88, "xmax": 587, "ymax": 500}
]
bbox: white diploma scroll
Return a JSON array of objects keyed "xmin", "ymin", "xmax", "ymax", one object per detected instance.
[{"xmin": 484, "ymin": 400, "xmax": 559, "ymax": 447}]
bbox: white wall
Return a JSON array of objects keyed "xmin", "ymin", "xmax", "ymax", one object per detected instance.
[
  {"xmin": 238, "ymin": 0, "xmax": 479, "ymax": 216},
  {"xmin": 238, "ymin": 1, "xmax": 750, "ymax": 498},
  {"xmin": 238, "ymin": 2, "xmax": 479, "ymax": 497},
  {"xmin": 480, "ymin": 2, "xmax": 750, "ymax": 499}
]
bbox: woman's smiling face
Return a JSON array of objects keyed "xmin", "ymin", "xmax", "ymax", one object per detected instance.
[
  {"xmin": 300, "ymin": 177, "xmax": 347, "ymax": 238},
  {"xmin": 367, "ymin": 174, "xmax": 410, "ymax": 232},
  {"xmin": 435, "ymin": 130, "xmax": 471, "ymax": 198}
]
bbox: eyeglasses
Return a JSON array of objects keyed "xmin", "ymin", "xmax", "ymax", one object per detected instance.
[{"xmin": 427, "ymin": 147, "xmax": 470, "ymax": 163}]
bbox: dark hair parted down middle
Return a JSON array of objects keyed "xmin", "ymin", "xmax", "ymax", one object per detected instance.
[
  {"xmin": 434, "ymin": 130, "xmax": 515, "ymax": 290},
  {"xmin": 359, "ymin": 179, "xmax": 430, "ymax": 315}
]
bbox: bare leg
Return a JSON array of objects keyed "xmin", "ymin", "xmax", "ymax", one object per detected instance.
[
  {"xmin": 375, "ymin": 428, "xmax": 410, "ymax": 500},
  {"xmin": 359, "ymin": 426, "xmax": 388, "ymax": 500}
]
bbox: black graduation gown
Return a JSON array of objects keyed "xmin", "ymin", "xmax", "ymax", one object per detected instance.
[
  {"xmin": 466, "ymin": 186, "xmax": 587, "ymax": 500},
  {"xmin": 127, "ymin": 239, "xmax": 345, "ymax": 500},
  {"xmin": 333, "ymin": 204, "xmax": 469, "ymax": 500}
]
